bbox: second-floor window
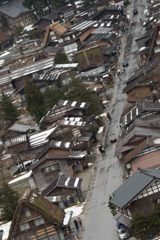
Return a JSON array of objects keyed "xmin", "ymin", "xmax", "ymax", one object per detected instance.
[
  {"xmin": 25, "ymin": 210, "xmax": 31, "ymax": 217},
  {"xmin": 42, "ymin": 163, "xmax": 60, "ymax": 174},
  {"xmin": 20, "ymin": 222, "xmax": 30, "ymax": 231},
  {"xmin": 34, "ymin": 217, "xmax": 44, "ymax": 226}
]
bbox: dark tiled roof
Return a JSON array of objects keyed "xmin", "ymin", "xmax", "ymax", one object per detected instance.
[
  {"xmin": 110, "ymin": 168, "xmax": 160, "ymax": 208},
  {"xmin": 125, "ymin": 57, "xmax": 160, "ymax": 84},
  {"xmin": 41, "ymin": 176, "xmax": 83, "ymax": 197},
  {"xmin": 0, "ymin": 0, "xmax": 29, "ymax": 18},
  {"xmin": 30, "ymin": 153, "xmax": 70, "ymax": 170},
  {"xmin": 44, "ymin": 12, "xmax": 59, "ymax": 20},
  {"xmin": 55, "ymin": 5, "xmax": 73, "ymax": 12},
  {"xmin": 135, "ymin": 34, "xmax": 152, "ymax": 49}
]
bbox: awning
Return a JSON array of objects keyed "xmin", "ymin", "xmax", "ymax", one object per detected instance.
[{"xmin": 113, "ymin": 212, "xmax": 132, "ymax": 228}]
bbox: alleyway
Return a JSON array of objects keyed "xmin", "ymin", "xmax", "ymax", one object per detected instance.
[{"xmin": 82, "ymin": 0, "xmax": 148, "ymax": 239}]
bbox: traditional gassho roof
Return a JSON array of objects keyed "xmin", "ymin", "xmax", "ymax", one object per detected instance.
[
  {"xmin": 110, "ymin": 168, "xmax": 160, "ymax": 209},
  {"xmin": 41, "ymin": 176, "xmax": 83, "ymax": 197},
  {"xmin": 8, "ymin": 189, "xmax": 65, "ymax": 240},
  {"xmin": 39, "ymin": 99, "xmax": 90, "ymax": 125}
]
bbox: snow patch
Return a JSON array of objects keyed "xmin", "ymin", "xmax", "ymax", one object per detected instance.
[
  {"xmin": 0, "ymin": 221, "xmax": 11, "ymax": 240},
  {"xmin": 154, "ymin": 139, "xmax": 160, "ymax": 144},
  {"xmin": 64, "ymin": 202, "xmax": 86, "ymax": 218},
  {"xmin": 88, "ymin": 163, "xmax": 93, "ymax": 166},
  {"xmin": 8, "ymin": 171, "xmax": 32, "ymax": 185},
  {"xmin": 63, "ymin": 211, "xmax": 72, "ymax": 225}
]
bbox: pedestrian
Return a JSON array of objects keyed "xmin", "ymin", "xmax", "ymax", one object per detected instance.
[
  {"xmin": 140, "ymin": 18, "xmax": 142, "ymax": 21},
  {"xmin": 98, "ymin": 145, "xmax": 103, "ymax": 154},
  {"xmin": 107, "ymin": 112, "xmax": 111, "ymax": 121},
  {"xmin": 73, "ymin": 220, "xmax": 79, "ymax": 230},
  {"xmin": 75, "ymin": 234, "xmax": 80, "ymax": 240},
  {"xmin": 97, "ymin": 147, "xmax": 101, "ymax": 156},
  {"xmin": 78, "ymin": 217, "xmax": 83, "ymax": 229}
]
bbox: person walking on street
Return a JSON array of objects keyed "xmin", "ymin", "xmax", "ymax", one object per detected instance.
[
  {"xmin": 78, "ymin": 217, "xmax": 83, "ymax": 230},
  {"xmin": 74, "ymin": 220, "xmax": 79, "ymax": 230},
  {"xmin": 122, "ymin": 68, "xmax": 125, "ymax": 73},
  {"xmin": 75, "ymin": 234, "xmax": 80, "ymax": 240},
  {"xmin": 107, "ymin": 112, "xmax": 111, "ymax": 121}
]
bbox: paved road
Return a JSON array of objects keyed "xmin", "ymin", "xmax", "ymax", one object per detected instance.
[{"xmin": 83, "ymin": 0, "xmax": 147, "ymax": 239}]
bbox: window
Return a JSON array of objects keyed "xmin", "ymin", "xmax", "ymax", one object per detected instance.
[
  {"xmin": 25, "ymin": 210, "xmax": 31, "ymax": 217},
  {"xmin": 34, "ymin": 217, "xmax": 44, "ymax": 226},
  {"xmin": 42, "ymin": 164, "xmax": 60, "ymax": 174},
  {"xmin": 20, "ymin": 222, "xmax": 30, "ymax": 231}
]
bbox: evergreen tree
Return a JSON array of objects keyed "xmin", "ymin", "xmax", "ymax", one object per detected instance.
[
  {"xmin": 43, "ymin": 85, "xmax": 65, "ymax": 111},
  {"xmin": 24, "ymin": 79, "xmax": 45, "ymax": 123},
  {"xmin": 1, "ymin": 93, "xmax": 20, "ymax": 123},
  {"xmin": 64, "ymin": 75, "xmax": 102, "ymax": 116},
  {"xmin": 54, "ymin": 52, "xmax": 69, "ymax": 64},
  {"xmin": 108, "ymin": 195, "xmax": 117, "ymax": 216},
  {"xmin": 0, "ymin": 182, "xmax": 19, "ymax": 221},
  {"xmin": 14, "ymin": 25, "xmax": 24, "ymax": 37}
]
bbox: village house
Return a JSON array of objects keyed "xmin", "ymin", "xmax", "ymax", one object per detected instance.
[
  {"xmin": 54, "ymin": 6, "xmax": 74, "ymax": 23},
  {"xmin": 42, "ymin": 22, "xmax": 67, "ymax": 47},
  {"xmin": 29, "ymin": 139, "xmax": 87, "ymax": 191},
  {"xmin": 115, "ymin": 101, "xmax": 160, "ymax": 174},
  {"xmin": 123, "ymin": 57, "xmax": 160, "ymax": 98},
  {"xmin": 110, "ymin": 168, "xmax": 160, "ymax": 218},
  {"xmin": 8, "ymin": 188, "xmax": 71, "ymax": 240},
  {"xmin": 92, "ymin": 5, "xmax": 124, "ymax": 21},
  {"xmin": 0, "ymin": 0, "xmax": 37, "ymax": 27},
  {"xmin": 41, "ymin": 176, "xmax": 83, "ymax": 207}
]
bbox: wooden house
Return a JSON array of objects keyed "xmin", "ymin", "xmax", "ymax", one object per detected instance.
[
  {"xmin": 0, "ymin": 0, "xmax": 37, "ymax": 27},
  {"xmin": 30, "ymin": 139, "xmax": 87, "ymax": 191},
  {"xmin": 41, "ymin": 176, "xmax": 83, "ymax": 207},
  {"xmin": 110, "ymin": 168, "xmax": 160, "ymax": 218},
  {"xmin": 42, "ymin": 22, "xmax": 67, "ymax": 47},
  {"xmin": 7, "ymin": 189, "xmax": 69, "ymax": 240},
  {"xmin": 116, "ymin": 102, "xmax": 160, "ymax": 174},
  {"xmin": 123, "ymin": 57, "xmax": 160, "ymax": 99}
]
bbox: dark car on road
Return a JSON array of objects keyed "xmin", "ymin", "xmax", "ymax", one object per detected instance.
[
  {"xmin": 133, "ymin": 9, "xmax": 138, "ymax": 15},
  {"xmin": 122, "ymin": 61, "xmax": 128, "ymax": 67}
]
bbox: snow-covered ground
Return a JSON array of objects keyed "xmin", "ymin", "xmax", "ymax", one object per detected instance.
[
  {"xmin": 88, "ymin": 163, "xmax": 93, "ymax": 167},
  {"xmin": 8, "ymin": 171, "xmax": 32, "ymax": 185},
  {"xmin": 64, "ymin": 202, "xmax": 86, "ymax": 218},
  {"xmin": 2, "ymin": 154, "xmax": 11, "ymax": 160},
  {"xmin": 0, "ymin": 51, "xmax": 10, "ymax": 57},
  {"xmin": 0, "ymin": 221, "xmax": 11, "ymax": 240}
]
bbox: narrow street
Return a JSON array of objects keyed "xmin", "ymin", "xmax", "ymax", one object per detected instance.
[{"xmin": 83, "ymin": 0, "xmax": 148, "ymax": 239}]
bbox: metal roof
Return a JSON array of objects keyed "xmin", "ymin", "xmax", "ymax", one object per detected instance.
[
  {"xmin": 92, "ymin": 27, "xmax": 113, "ymax": 34},
  {"xmin": 0, "ymin": 0, "xmax": 29, "ymax": 18},
  {"xmin": 5, "ymin": 134, "xmax": 27, "ymax": 147},
  {"xmin": 45, "ymin": 196, "xmax": 62, "ymax": 203},
  {"xmin": 110, "ymin": 168, "xmax": 160, "ymax": 208},
  {"xmin": 8, "ymin": 123, "xmax": 30, "ymax": 133},
  {"xmin": 0, "ymin": 57, "xmax": 54, "ymax": 85},
  {"xmin": 125, "ymin": 57, "xmax": 160, "ymax": 85},
  {"xmin": 41, "ymin": 176, "xmax": 83, "ymax": 197},
  {"xmin": 33, "ymin": 73, "xmax": 60, "ymax": 81},
  {"xmin": 79, "ymin": 66, "xmax": 106, "ymax": 77}
]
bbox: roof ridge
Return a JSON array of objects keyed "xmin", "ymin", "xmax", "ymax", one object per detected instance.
[{"xmin": 138, "ymin": 168, "xmax": 156, "ymax": 178}]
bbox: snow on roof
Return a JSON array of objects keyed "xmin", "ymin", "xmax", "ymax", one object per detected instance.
[
  {"xmin": 0, "ymin": 221, "xmax": 12, "ymax": 240},
  {"xmin": 63, "ymin": 211, "xmax": 73, "ymax": 226},
  {"xmin": 64, "ymin": 202, "xmax": 86, "ymax": 218},
  {"xmin": 8, "ymin": 171, "xmax": 32, "ymax": 185}
]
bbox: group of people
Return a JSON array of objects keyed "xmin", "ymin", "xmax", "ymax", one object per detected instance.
[
  {"xmin": 97, "ymin": 143, "xmax": 105, "ymax": 155},
  {"xmin": 117, "ymin": 68, "xmax": 125, "ymax": 76},
  {"xmin": 73, "ymin": 218, "xmax": 83, "ymax": 239}
]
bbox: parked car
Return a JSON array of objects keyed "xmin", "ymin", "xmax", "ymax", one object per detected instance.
[
  {"xmin": 108, "ymin": 133, "xmax": 117, "ymax": 143},
  {"xmin": 117, "ymin": 228, "xmax": 130, "ymax": 240},
  {"xmin": 133, "ymin": 9, "xmax": 138, "ymax": 15},
  {"xmin": 117, "ymin": 222, "xmax": 125, "ymax": 229},
  {"xmin": 122, "ymin": 61, "xmax": 128, "ymax": 67}
]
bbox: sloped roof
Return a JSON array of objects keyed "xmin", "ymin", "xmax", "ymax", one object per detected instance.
[
  {"xmin": 41, "ymin": 176, "xmax": 83, "ymax": 197},
  {"xmin": 110, "ymin": 168, "xmax": 160, "ymax": 209},
  {"xmin": 8, "ymin": 123, "xmax": 30, "ymax": 133},
  {"xmin": 44, "ymin": 12, "xmax": 59, "ymax": 20},
  {"xmin": 0, "ymin": 0, "xmax": 29, "ymax": 18},
  {"xmin": 8, "ymin": 189, "xmax": 65, "ymax": 240},
  {"xmin": 135, "ymin": 34, "xmax": 152, "ymax": 49},
  {"xmin": 42, "ymin": 22, "xmax": 67, "ymax": 47}
]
